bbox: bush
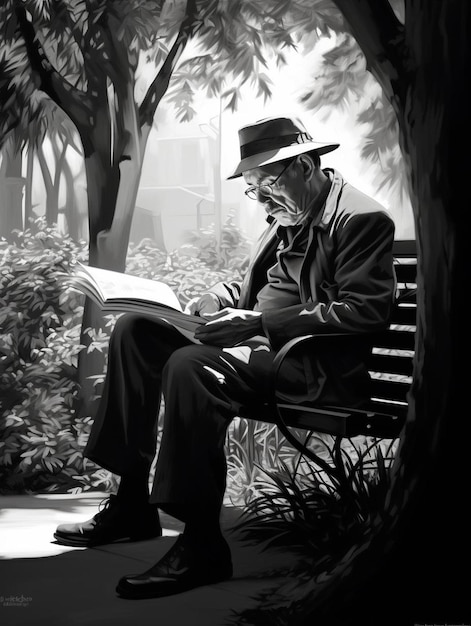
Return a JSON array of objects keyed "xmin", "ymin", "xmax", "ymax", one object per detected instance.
[
  {"xmin": 0, "ymin": 218, "xmax": 89, "ymax": 492},
  {"xmin": 126, "ymin": 210, "xmax": 250, "ymax": 307},
  {"xmin": 181, "ymin": 210, "xmax": 251, "ymax": 273}
]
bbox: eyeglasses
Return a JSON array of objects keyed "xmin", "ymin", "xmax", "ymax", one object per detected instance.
[{"xmin": 244, "ymin": 158, "xmax": 295, "ymax": 201}]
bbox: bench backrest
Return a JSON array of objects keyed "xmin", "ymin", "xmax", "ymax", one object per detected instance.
[{"xmin": 365, "ymin": 239, "xmax": 417, "ymax": 421}]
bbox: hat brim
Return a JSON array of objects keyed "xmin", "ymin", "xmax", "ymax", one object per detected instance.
[{"xmin": 226, "ymin": 141, "xmax": 340, "ymax": 180}]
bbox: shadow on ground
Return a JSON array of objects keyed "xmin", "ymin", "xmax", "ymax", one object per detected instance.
[{"xmin": 0, "ymin": 495, "xmax": 301, "ymax": 626}]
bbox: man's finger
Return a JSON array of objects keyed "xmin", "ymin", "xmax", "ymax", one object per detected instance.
[{"xmin": 201, "ymin": 310, "xmax": 228, "ymax": 321}]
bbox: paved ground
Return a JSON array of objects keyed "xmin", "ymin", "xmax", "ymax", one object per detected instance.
[{"xmin": 0, "ymin": 492, "xmax": 300, "ymax": 626}]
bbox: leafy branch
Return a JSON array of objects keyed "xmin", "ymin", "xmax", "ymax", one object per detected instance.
[{"xmin": 15, "ymin": 3, "xmax": 95, "ymax": 131}]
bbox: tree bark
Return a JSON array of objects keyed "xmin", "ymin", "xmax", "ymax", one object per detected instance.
[
  {"xmin": 77, "ymin": 139, "xmax": 118, "ymax": 418},
  {"xmin": 385, "ymin": 3, "xmax": 469, "ymax": 620},
  {"xmin": 292, "ymin": 2, "xmax": 470, "ymax": 625},
  {"xmin": 24, "ymin": 142, "xmax": 34, "ymax": 226},
  {"xmin": 95, "ymin": 86, "xmax": 150, "ymax": 271},
  {"xmin": 60, "ymin": 157, "xmax": 82, "ymax": 241},
  {"xmin": 36, "ymin": 141, "xmax": 58, "ymax": 225},
  {"xmin": 0, "ymin": 138, "xmax": 24, "ymax": 239}
]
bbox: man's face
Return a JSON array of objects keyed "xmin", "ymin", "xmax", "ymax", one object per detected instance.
[{"xmin": 243, "ymin": 157, "xmax": 311, "ymax": 227}]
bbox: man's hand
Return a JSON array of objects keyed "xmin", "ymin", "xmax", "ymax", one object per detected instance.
[
  {"xmin": 195, "ymin": 308, "xmax": 264, "ymax": 347},
  {"xmin": 184, "ymin": 293, "xmax": 220, "ymax": 316}
]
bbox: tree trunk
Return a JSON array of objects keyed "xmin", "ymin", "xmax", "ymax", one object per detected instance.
[
  {"xmin": 60, "ymin": 157, "xmax": 81, "ymax": 241},
  {"xmin": 295, "ymin": 4, "xmax": 470, "ymax": 625},
  {"xmin": 95, "ymin": 132, "xmax": 149, "ymax": 271},
  {"xmin": 24, "ymin": 142, "xmax": 34, "ymax": 226},
  {"xmin": 382, "ymin": 3, "xmax": 469, "ymax": 621},
  {"xmin": 76, "ymin": 104, "xmax": 150, "ymax": 419},
  {"xmin": 76, "ymin": 146, "xmax": 118, "ymax": 419},
  {"xmin": 48, "ymin": 136, "xmax": 68, "ymax": 226},
  {"xmin": 0, "ymin": 138, "xmax": 24, "ymax": 239},
  {"xmin": 94, "ymin": 85, "xmax": 151, "ymax": 271},
  {"xmin": 37, "ymin": 142, "xmax": 58, "ymax": 225}
]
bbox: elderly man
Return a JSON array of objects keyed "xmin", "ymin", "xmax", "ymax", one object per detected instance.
[{"xmin": 54, "ymin": 116, "xmax": 395, "ymax": 599}]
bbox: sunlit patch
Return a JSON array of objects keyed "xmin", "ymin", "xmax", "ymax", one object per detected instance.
[
  {"xmin": 222, "ymin": 345, "xmax": 253, "ymax": 364},
  {"xmin": 203, "ymin": 365, "xmax": 226, "ymax": 383}
]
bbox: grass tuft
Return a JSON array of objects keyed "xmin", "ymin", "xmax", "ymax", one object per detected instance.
[{"xmin": 230, "ymin": 435, "xmax": 397, "ymax": 571}]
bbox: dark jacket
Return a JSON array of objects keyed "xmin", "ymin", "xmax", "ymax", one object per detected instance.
[{"xmin": 210, "ymin": 169, "xmax": 396, "ymax": 406}]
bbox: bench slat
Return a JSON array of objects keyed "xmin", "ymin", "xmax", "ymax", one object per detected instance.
[
  {"xmin": 373, "ymin": 329, "xmax": 415, "ymax": 350},
  {"xmin": 390, "ymin": 305, "xmax": 417, "ymax": 325},
  {"xmin": 368, "ymin": 377, "xmax": 411, "ymax": 402},
  {"xmin": 368, "ymin": 353, "xmax": 414, "ymax": 376},
  {"xmin": 392, "ymin": 240, "xmax": 417, "ymax": 256},
  {"xmin": 368, "ymin": 398, "xmax": 408, "ymax": 415},
  {"xmin": 395, "ymin": 290, "xmax": 417, "ymax": 305},
  {"xmin": 394, "ymin": 264, "xmax": 417, "ymax": 283}
]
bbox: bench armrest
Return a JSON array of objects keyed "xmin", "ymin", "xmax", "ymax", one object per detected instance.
[{"xmin": 269, "ymin": 332, "xmax": 355, "ymax": 400}]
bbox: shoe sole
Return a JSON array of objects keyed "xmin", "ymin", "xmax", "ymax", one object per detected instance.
[
  {"xmin": 115, "ymin": 572, "xmax": 233, "ymax": 600},
  {"xmin": 53, "ymin": 531, "xmax": 162, "ymax": 548}
]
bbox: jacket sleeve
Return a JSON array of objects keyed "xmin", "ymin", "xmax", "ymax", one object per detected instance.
[{"xmin": 260, "ymin": 212, "xmax": 396, "ymax": 350}]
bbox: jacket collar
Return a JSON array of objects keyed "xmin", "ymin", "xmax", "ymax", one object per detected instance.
[{"xmin": 316, "ymin": 168, "xmax": 345, "ymax": 231}]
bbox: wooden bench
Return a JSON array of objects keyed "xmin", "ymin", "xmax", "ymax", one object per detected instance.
[{"xmin": 239, "ymin": 239, "xmax": 417, "ymax": 454}]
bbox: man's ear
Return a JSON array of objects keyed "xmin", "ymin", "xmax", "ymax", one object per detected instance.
[{"xmin": 298, "ymin": 154, "xmax": 315, "ymax": 181}]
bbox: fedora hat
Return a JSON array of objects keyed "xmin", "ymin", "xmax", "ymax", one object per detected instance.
[{"xmin": 227, "ymin": 116, "xmax": 339, "ymax": 179}]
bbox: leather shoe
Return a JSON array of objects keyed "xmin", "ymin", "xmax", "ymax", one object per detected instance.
[
  {"xmin": 53, "ymin": 495, "xmax": 162, "ymax": 547},
  {"xmin": 116, "ymin": 534, "xmax": 233, "ymax": 599}
]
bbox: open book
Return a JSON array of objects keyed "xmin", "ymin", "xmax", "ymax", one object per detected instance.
[{"xmin": 69, "ymin": 263, "xmax": 204, "ymax": 343}]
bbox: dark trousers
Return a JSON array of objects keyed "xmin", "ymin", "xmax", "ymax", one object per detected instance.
[{"xmin": 84, "ymin": 314, "xmax": 307, "ymax": 515}]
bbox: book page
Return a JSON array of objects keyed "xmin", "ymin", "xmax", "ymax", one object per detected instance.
[{"xmin": 76, "ymin": 263, "xmax": 183, "ymax": 312}]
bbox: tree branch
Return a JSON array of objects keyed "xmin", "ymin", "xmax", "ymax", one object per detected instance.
[
  {"xmin": 92, "ymin": 4, "xmax": 135, "ymax": 94},
  {"xmin": 139, "ymin": 0, "xmax": 199, "ymax": 128},
  {"xmin": 332, "ymin": 0, "xmax": 408, "ymax": 102},
  {"xmin": 15, "ymin": 5, "xmax": 95, "ymax": 131}
]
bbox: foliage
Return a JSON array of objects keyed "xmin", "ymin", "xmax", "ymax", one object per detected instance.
[
  {"xmin": 230, "ymin": 435, "xmax": 396, "ymax": 584},
  {"xmin": 0, "ymin": 0, "xmax": 339, "ymax": 143},
  {"xmin": 300, "ymin": 30, "xmax": 410, "ymax": 208},
  {"xmin": 0, "ymin": 217, "xmax": 90, "ymax": 492},
  {"xmin": 181, "ymin": 210, "xmax": 251, "ymax": 271},
  {"xmin": 0, "ymin": 0, "xmax": 410, "ymax": 264},
  {"xmin": 224, "ymin": 419, "xmax": 343, "ymax": 506},
  {"xmin": 226, "ymin": 435, "xmax": 398, "ymax": 625},
  {"xmin": 125, "ymin": 212, "xmax": 249, "ymax": 309},
  {"xmin": 0, "ymin": 0, "xmax": 341, "ymax": 275}
]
